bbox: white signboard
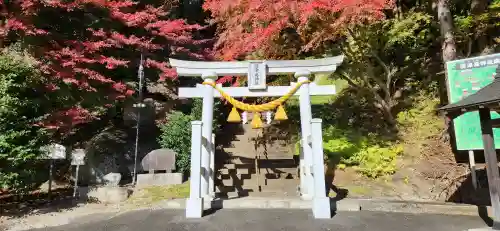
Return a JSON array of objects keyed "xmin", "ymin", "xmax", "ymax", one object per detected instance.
[
  {"xmin": 71, "ymin": 149, "xmax": 86, "ymax": 165},
  {"xmin": 41, "ymin": 144, "xmax": 66, "ymax": 160},
  {"xmin": 248, "ymin": 62, "xmax": 267, "ymax": 90}
]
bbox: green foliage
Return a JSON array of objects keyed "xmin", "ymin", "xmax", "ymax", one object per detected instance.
[
  {"xmin": 386, "ymin": 11, "xmax": 434, "ymax": 48},
  {"xmin": 321, "ymin": 125, "xmax": 403, "ymax": 178},
  {"xmin": 325, "ymin": 10, "xmax": 437, "ymax": 127},
  {"xmin": 346, "ymin": 145, "xmax": 403, "ymax": 178},
  {"xmin": 0, "ymin": 50, "xmax": 50, "ymax": 192},
  {"xmin": 397, "ymin": 94, "xmax": 442, "ymax": 140},
  {"xmin": 454, "ymin": 1, "xmax": 500, "ymax": 54},
  {"xmin": 158, "ymin": 111, "xmax": 193, "ymax": 173},
  {"xmin": 158, "ymin": 99, "xmax": 224, "ymax": 174}
]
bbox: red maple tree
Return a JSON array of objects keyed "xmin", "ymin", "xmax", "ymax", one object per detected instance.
[
  {"xmin": 0, "ymin": 0, "xmax": 211, "ymax": 130},
  {"xmin": 203, "ymin": 0, "xmax": 392, "ymax": 61}
]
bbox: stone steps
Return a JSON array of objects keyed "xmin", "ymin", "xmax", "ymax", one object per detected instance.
[
  {"xmin": 224, "ymin": 158, "xmax": 297, "ymax": 167},
  {"xmin": 217, "ymin": 123, "xmax": 296, "ymax": 198},
  {"xmin": 216, "ymin": 190, "xmax": 299, "ymax": 198},
  {"xmin": 215, "ymin": 176, "xmax": 299, "ymax": 197}
]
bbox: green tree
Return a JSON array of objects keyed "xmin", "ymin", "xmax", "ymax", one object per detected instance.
[
  {"xmin": 158, "ymin": 99, "xmax": 224, "ymax": 174},
  {"xmin": 0, "ymin": 49, "xmax": 50, "ymax": 192},
  {"xmin": 327, "ymin": 11, "xmax": 437, "ymax": 128}
]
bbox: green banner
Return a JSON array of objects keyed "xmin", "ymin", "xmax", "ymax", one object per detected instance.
[{"xmin": 446, "ymin": 53, "xmax": 500, "ymax": 150}]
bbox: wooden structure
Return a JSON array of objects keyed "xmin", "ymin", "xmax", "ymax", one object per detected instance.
[
  {"xmin": 170, "ymin": 56, "xmax": 344, "ymax": 219},
  {"xmin": 439, "ymin": 65, "xmax": 500, "ymax": 230}
]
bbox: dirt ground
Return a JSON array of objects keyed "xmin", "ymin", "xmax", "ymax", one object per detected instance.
[{"xmin": 330, "ymin": 133, "xmax": 491, "ymax": 206}]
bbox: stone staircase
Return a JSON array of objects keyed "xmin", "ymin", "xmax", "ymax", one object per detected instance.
[{"xmin": 215, "ymin": 123, "xmax": 299, "ymax": 198}]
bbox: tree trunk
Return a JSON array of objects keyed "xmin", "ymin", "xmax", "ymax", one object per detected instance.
[
  {"xmin": 437, "ymin": 0, "xmax": 457, "ymax": 105},
  {"xmin": 373, "ymin": 96, "xmax": 397, "ymax": 128},
  {"xmin": 437, "ymin": 0, "xmax": 457, "ymax": 63},
  {"xmin": 437, "ymin": 0, "xmax": 458, "ymax": 139}
]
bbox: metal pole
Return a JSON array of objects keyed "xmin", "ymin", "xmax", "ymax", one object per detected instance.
[
  {"xmin": 132, "ymin": 54, "xmax": 144, "ymax": 186},
  {"xmin": 73, "ymin": 165, "xmax": 79, "ymax": 198},
  {"xmin": 48, "ymin": 159, "xmax": 53, "ymax": 200}
]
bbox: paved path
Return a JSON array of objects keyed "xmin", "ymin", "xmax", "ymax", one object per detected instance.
[{"xmin": 29, "ymin": 209, "xmax": 488, "ymax": 231}]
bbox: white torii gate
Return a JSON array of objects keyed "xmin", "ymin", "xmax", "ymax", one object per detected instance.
[{"xmin": 170, "ymin": 56, "xmax": 343, "ymax": 219}]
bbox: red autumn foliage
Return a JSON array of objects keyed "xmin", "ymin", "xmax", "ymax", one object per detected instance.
[
  {"xmin": 0, "ymin": 0, "xmax": 211, "ymax": 130},
  {"xmin": 203, "ymin": 0, "xmax": 393, "ymax": 61}
]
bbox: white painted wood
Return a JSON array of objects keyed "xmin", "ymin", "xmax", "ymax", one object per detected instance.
[
  {"xmin": 242, "ymin": 111, "xmax": 248, "ymax": 124},
  {"xmin": 469, "ymin": 150, "xmax": 478, "ymax": 190},
  {"xmin": 311, "ymin": 119, "xmax": 327, "ymax": 198},
  {"xmin": 186, "ymin": 121, "xmax": 203, "ymax": 218},
  {"xmin": 201, "ymin": 73, "xmax": 217, "ymax": 198},
  {"xmin": 311, "ymin": 118, "xmax": 331, "ymax": 219},
  {"xmin": 169, "ymin": 56, "xmax": 344, "ymax": 77},
  {"xmin": 178, "ymin": 83, "xmax": 335, "ymax": 98},
  {"xmin": 248, "ymin": 62, "xmax": 267, "ymax": 90},
  {"xmin": 297, "ymin": 72, "xmax": 314, "ymax": 200},
  {"xmin": 209, "ymin": 133, "xmax": 215, "ymax": 197}
]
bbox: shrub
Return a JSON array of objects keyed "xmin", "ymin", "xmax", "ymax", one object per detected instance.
[
  {"xmin": 0, "ymin": 50, "xmax": 50, "ymax": 192},
  {"xmin": 158, "ymin": 111, "xmax": 193, "ymax": 173},
  {"xmin": 322, "ymin": 125, "xmax": 403, "ymax": 178},
  {"xmin": 158, "ymin": 99, "xmax": 224, "ymax": 174}
]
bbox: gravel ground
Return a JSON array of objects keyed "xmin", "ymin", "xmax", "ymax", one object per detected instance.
[{"xmin": 1, "ymin": 202, "xmax": 127, "ymax": 231}]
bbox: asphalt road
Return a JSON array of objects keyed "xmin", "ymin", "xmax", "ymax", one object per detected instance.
[{"xmin": 30, "ymin": 209, "xmax": 488, "ymax": 231}]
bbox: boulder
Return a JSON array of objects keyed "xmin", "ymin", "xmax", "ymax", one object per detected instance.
[
  {"xmin": 103, "ymin": 173, "xmax": 121, "ymax": 186},
  {"xmin": 141, "ymin": 148, "xmax": 177, "ymax": 173},
  {"xmin": 86, "ymin": 186, "xmax": 130, "ymax": 204}
]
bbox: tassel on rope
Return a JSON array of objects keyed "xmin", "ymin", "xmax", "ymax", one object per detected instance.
[
  {"xmin": 227, "ymin": 107, "xmax": 241, "ymax": 122},
  {"xmin": 274, "ymin": 105, "xmax": 288, "ymax": 121},
  {"xmin": 251, "ymin": 112, "xmax": 263, "ymax": 129}
]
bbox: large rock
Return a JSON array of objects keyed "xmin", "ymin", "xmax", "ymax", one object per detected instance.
[
  {"xmin": 85, "ymin": 186, "xmax": 131, "ymax": 204},
  {"xmin": 103, "ymin": 173, "xmax": 121, "ymax": 186},
  {"xmin": 77, "ymin": 116, "xmax": 161, "ymax": 186},
  {"xmin": 141, "ymin": 148, "xmax": 177, "ymax": 173}
]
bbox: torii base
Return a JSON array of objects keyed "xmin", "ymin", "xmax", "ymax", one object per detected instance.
[
  {"xmin": 186, "ymin": 197, "xmax": 204, "ymax": 218},
  {"xmin": 313, "ymin": 197, "xmax": 331, "ymax": 219}
]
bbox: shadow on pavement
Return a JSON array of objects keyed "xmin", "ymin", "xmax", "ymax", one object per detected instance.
[
  {"xmin": 0, "ymin": 188, "xmax": 81, "ymax": 219},
  {"xmin": 478, "ymin": 205, "xmax": 494, "ymax": 227}
]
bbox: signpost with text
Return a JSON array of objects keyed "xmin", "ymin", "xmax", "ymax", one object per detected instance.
[
  {"xmin": 446, "ymin": 53, "xmax": 500, "ymax": 191},
  {"xmin": 446, "ymin": 53, "xmax": 500, "ymax": 151}
]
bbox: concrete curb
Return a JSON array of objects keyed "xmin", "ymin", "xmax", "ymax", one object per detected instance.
[
  {"xmin": 145, "ymin": 197, "xmax": 488, "ymax": 217},
  {"xmin": 146, "ymin": 197, "xmax": 360, "ymax": 211},
  {"xmin": 356, "ymin": 199, "xmax": 485, "ymax": 216}
]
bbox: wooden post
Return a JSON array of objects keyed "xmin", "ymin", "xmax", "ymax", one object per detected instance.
[
  {"xmin": 311, "ymin": 119, "xmax": 331, "ymax": 219},
  {"xmin": 201, "ymin": 73, "xmax": 217, "ymax": 198},
  {"xmin": 209, "ymin": 133, "xmax": 215, "ymax": 197},
  {"xmin": 479, "ymin": 108, "xmax": 500, "ymax": 229},
  {"xmin": 296, "ymin": 71, "xmax": 314, "ymax": 200},
  {"xmin": 468, "ymin": 150, "xmax": 478, "ymax": 190},
  {"xmin": 186, "ymin": 121, "xmax": 204, "ymax": 218}
]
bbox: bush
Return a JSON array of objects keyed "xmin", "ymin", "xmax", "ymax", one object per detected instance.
[
  {"xmin": 0, "ymin": 50, "xmax": 50, "ymax": 192},
  {"xmin": 158, "ymin": 111, "xmax": 193, "ymax": 173},
  {"xmin": 322, "ymin": 125, "xmax": 403, "ymax": 178},
  {"xmin": 158, "ymin": 99, "xmax": 224, "ymax": 174}
]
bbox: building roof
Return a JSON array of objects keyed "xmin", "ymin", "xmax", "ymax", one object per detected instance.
[{"xmin": 439, "ymin": 64, "xmax": 500, "ymax": 112}]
